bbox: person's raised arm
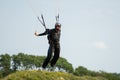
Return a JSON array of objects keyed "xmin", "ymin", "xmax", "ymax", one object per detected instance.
[{"xmin": 34, "ymin": 29, "xmax": 49, "ymax": 36}]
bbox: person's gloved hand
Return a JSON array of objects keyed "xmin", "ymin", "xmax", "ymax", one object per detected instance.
[{"xmin": 34, "ymin": 31, "xmax": 39, "ymax": 36}]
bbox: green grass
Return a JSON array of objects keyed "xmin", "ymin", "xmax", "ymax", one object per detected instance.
[{"xmin": 1, "ymin": 70, "xmax": 107, "ymax": 80}]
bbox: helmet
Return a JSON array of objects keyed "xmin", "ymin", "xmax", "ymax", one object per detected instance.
[{"xmin": 55, "ymin": 23, "xmax": 61, "ymax": 27}]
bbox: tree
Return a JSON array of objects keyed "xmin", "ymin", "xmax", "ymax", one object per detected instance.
[
  {"xmin": 12, "ymin": 53, "xmax": 46, "ymax": 71},
  {"xmin": 0, "ymin": 54, "xmax": 11, "ymax": 76},
  {"xmin": 12, "ymin": 53, "xmax": 74, "ymax": 73},
  {"xmin": 74, "ymin": 66, "xmax": 89, "ymax": 76},
  {"xmin": 12, "ymin": 53, "xmax": 24, "ymax": 71},
  {"xmin": 98, "ymin": 71, "xmax": 120, "ymax": 80},
  {"xmin": 56, "ymin": 57, "xmax": 74, "ymax": 73}
]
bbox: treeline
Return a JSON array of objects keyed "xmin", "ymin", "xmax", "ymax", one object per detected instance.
[
  {"xmin": 0, "ymin": 53, "xmax": 120, "ymax": 80},
  {"xmin": 0, "ymin": 53, "xmax": 73, "ymax": 77},
  {"xmin": 74, "ymin": 66, "xmax": 120, "ymax": 80}
]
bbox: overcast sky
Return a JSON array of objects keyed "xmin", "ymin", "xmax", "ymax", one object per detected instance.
[{"xmin": 0, "ymin": 0, "xmax": 120, "ymax": 73}]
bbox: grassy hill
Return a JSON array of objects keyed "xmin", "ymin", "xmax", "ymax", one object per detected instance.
[{"xmin": 1, "ymin": 70, "xmax": 107, "ymax": 80}]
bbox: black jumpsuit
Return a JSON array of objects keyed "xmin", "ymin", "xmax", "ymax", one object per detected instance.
[{"xmin": 38, "ymin": 29, "xmax": 61, "ymax": 68}]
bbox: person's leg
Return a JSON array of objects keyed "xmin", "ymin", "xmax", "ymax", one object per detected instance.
[
  {"xmin": 42, "ymin": 45, "xmax": 54, "ymax": 68},
  {"xmin": 50, "ymin": 44, "xmax": 60, "ymax": 67}
]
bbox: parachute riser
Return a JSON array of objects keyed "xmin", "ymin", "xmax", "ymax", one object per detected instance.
[
  {"xmin": 37, "ymin": 14, "xmax": 60, "ymax": 30},
  {"xmin": 56, "ymin": 14, "xmax": 59, "ymax": 23},
  {"xmin": 37, "ymin": 14, "xmax": 47, "ymax": 30}
]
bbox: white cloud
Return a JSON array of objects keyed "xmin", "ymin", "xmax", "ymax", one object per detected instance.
[{"xmin": 93, "ymin": 41, "xmax": 107, "ymax": 49}]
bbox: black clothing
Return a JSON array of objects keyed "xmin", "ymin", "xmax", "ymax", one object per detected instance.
[
  {"xmin": 38, "ymin": 29, "xmax": 61, "ymax": 68},
  {"xmin": 39, "ymin": 29, "xmax": 61, "ymax": 44},
  {"xmin": 42, "ymin": 44, "xmax": 60, "ymax": 68}
]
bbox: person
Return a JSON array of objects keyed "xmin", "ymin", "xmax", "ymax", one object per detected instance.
[{"xmin": 35, "ymin": 23, "xmax": 61, "ymax": 69}]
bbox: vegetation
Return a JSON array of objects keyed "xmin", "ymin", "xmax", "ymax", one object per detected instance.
[
  {"xmin": 0, "ymin": 53, "xmax": 120, "ymax": 80},
  {"xmin": 1, "ymin": 70, "xmax": 107, "ymax": 80},
  {"xmin": 0, "ymin": 54, "xmax": 11, "ymax": 77},
  {"xmin": 74, "ymin": 66, "xmax": 120, "ymax": 80}
]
